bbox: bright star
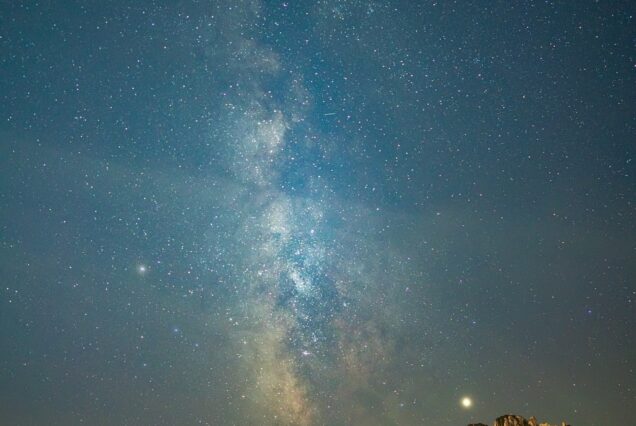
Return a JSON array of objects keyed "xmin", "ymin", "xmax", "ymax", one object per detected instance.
[
  {"xmin": 137, "ymin": 264, "xmax": 147, "ymax": 275},
  {"xmin": 461, "ymin": 396, "xmax": 473, "ymax": 409}
]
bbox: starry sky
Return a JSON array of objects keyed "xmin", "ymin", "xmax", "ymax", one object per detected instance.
[{"xmin": 1, "ymin": 1, "xmax": 635, "ymax": 425}]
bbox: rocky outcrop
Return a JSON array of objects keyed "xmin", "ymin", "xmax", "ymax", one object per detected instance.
[
  {"xmin": 469, "ymin": 414, "xmax": 570, "ymax": 426},
  {"xmin": 494, "ymin": 414, "xmax": 529, "ymax": 426}
]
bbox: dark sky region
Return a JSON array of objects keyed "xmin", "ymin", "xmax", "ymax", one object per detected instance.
[{"xmin": 1, "ymin": 1, "xmax": 635, "ymax": 425}]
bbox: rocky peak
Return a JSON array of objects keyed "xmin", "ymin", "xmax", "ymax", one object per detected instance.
[
  {"xmin": 468, "ymin": 414, "xmax": 570, "ymax": 426},
  {"xmin": 494, "ymin": 414, "xmax": 529, "ymax": 426}
]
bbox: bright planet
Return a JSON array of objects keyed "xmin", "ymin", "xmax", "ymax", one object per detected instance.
[{"xmin": 461, "ymin": 397, "xmax": 473, "ymax": 409}]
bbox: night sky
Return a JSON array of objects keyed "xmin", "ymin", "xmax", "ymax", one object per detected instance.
[{"xmin": 1, "ymin": 1, "xmax": 635, "ymax": 425}]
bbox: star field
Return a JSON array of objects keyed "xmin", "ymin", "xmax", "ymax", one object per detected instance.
[{"xmin": 1, "ymin": 1, "xmax": 635, "ymax": 425}]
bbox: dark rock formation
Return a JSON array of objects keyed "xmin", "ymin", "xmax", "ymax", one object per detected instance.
[
  {"xmin": 495, "ymin": 414, "xmax": 529, "ymax": 426},
  {"xmin": 469, "ymin": 414, "xmax": 570, "ymax": 426}
]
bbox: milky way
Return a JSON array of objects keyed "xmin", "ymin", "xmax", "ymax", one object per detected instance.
[{"xmin": 1, "ymin": 1, "xmax": 635, "ymax": 425}]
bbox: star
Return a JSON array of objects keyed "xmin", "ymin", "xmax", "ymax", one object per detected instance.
[{"xmin": 461, "ymin": 396, "xmax": 473, "ymax": 409}]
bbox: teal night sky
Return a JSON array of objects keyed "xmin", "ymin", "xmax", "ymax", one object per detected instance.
[{"xmin": 1, "ymin": 1, "xmax": 635, "ymax": 425}]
